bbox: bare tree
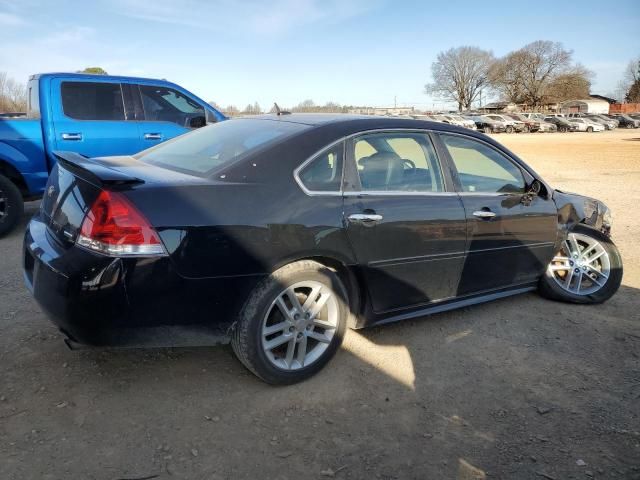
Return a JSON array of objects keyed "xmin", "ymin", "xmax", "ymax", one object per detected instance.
[
  {"xmin": 425, "ymin": 46, "xmax": 494, "ymax": 111},
  {"xmin": 488, "ymin": 50, "xmax": 528, "ymax": 103},
  {"xmin": 0, "ymin": 71, "xmax": 27, "ymax": 112},
  {"xmin": 517, "ymin": 41, "xmax": 573, "ymax": 107}
]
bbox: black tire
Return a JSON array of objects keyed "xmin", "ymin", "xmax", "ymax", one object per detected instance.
[
  {"xmin": 231, "ymin": 260, "xmax": 349, "ymax": 384},
  {"xmin": 483, "ymin": 126, "xmax": 492, "ymax": 134},
  {"xmin": 586, "ymin": 126, "xmax": 593, "ymax": 133},
  {"xmin": 523, "ymin": 125, "xmax": 530, "ymax": 133},
  {"xmin": 560, "ymin": 126, "xmax": 567, "ymax": 133},
  {"xmin": 626, "ymin": 123, "xmax": 634, "ymax": 129},
  {"xmin": 539, "ymin": 225, "xmax": 622, "ymax": 304},
  {"xmin": 506, "ymin": 125, "xmax": 514, "ymax": 134},
  {"xmin": 0, "ymin": 174, "xmax": 24, "ymax": 237}
]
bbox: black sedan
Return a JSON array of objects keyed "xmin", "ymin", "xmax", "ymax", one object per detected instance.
[{"xmin": 23, "ymin": 115, "xmax": 622, "ymax": 384}]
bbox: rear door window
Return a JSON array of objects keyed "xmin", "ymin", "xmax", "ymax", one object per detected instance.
[
  {"xmin": 351, "ymin": 132, "xmax": 445, "ymax": 192},
  {"xmin": 61, "ymin": 82, "xmax": 125, "ymax": 120}
]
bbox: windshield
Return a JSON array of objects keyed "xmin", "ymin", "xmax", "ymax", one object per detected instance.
[{"xmin": 136, "ymin": 118, "xmax": 309, "ymax": 176}]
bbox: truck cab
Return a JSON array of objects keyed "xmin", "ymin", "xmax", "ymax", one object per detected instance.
[{"xmin": 0, "ymin": 72, "xmax": 225, "ymax": 235}]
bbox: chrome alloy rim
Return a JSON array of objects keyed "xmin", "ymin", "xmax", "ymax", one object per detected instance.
[
  {"xmin": 0, "ymin": 188, "xmax": 7, "ymax": 219},
  {"xmin": 261, "ymin": 281, "xmax": 338, "ymax": 371},
  {"xmin": 548, "ymin": 232, "xmax": 611, "ymax": 295}
]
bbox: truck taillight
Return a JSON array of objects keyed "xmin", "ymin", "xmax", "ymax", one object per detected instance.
[{"xmin": 77, "ymin": 190, "xmax": 166, "ymax": 256}]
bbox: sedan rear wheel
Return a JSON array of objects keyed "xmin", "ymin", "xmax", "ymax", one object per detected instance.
[
  {"xmin": 231, "ymin": 260, "xmax": 348, "ymax": 384},
  {"xmin": 539, "ymin": 226, "xmax": 622, "ymax": 304}
]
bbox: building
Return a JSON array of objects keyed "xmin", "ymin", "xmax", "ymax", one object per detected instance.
[{"xmin": 560, "ymin": 97, "xmax": 611, "ymax": 114}]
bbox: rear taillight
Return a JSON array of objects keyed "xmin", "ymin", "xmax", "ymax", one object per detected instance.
[{"xmin": 77, "ymin": 190, "xmax": 166, "ymax": 256}]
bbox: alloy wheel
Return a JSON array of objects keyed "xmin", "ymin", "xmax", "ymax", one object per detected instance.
[
  {"xmin": 548, "ymin": 232, "xmax": 611, "ymax": 295},
  {"xmin": 261, "ymin": 281, "xmax": 339, "ymax": 370}
]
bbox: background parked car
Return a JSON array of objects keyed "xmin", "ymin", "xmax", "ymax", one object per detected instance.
[
  {"xmin": 467, "ymin": 115, "xmax": 507, "ymax": 134},
  {"xmin": 484, "ymin": 114, "xmax": 526, "ymax": 133},
  {"xmin": 584, "ymin": 115, "xmax": 616, "ymax": 130},
  {"xmin": 521, "ymin": 113, "xmax": 558, "ymax": 132},
  {"xmin": 568, "ymin": 118, "xmax": 605, "ymax": 132},
  {"xmin": 544, "ymin": 116, "xmax": 576, "ymax": 133},
  {"xmin": 613, "ymin": 114, "xmax": 640, "ymax": 128},
  {"xmin": 505, "ymin": 114, "xmax": 540, "ymax": 133}
]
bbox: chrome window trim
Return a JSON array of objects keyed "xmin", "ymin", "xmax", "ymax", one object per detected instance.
[
  {"xmin": 294, "ymin": 128, "xmax": 454, "ymax": 197},
  {"xmin": 293, "ymin": 138, "xmax": 346, "ymax": 197}
]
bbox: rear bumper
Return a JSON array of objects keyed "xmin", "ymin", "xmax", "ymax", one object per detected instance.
[{"xmin": 23, "ymin": 215, "xmax": 261, "ymax": 347}]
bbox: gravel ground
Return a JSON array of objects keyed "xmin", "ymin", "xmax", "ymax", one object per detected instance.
[{"xmin": 1, "ymin": 129, "xmax": 639, "ymax": 480}]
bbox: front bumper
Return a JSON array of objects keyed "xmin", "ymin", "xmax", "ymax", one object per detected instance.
[{"xmin": 23, "ymin": 215, "xmax": 257, "ymax": 347}]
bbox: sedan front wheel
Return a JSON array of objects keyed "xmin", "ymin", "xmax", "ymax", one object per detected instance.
[{"xmin": 539, "ymin": 226, "xmax": 622, "ymax": 304}]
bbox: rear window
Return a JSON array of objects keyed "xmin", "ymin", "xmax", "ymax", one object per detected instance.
[
  {"xmin": 61, "ymin": 82, "xmax": 125, "ymax": 120},
  {"xmin": 136, "ymin": 118, "xmax": 309, "ymax": 176}
]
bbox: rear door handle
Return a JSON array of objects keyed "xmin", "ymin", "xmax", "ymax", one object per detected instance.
[
  {"xmin": 61, "ymin": 133, "xmax": 82, "ymax": 141},
  {"xmin": 473, "ymin": 210, "xmax": 496, "ymax": 219},
  {"xmin": 348, "ymin": 213, "xmax": 383, "ymax": 225},
  {"xmin": 144, "ymin": 133, "xmax": 163, "ymax": 140}
]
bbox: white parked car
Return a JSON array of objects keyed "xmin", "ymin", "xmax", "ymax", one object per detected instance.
[
  {"xmin": 568, "ymin": 118, "xmax": 605, "ymax": 132},
  {"xmin": 444, "ymin": 114, "xmax": 477, "ymax": 130}
]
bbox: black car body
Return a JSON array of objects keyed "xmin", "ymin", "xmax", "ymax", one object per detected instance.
[
  {"xmin": 544, "ymin": 116, "xmax": 578, "ymax": 132},
  {"xmin": 23, "ymin": 115, "xmax": 620, "ymax": 382},
  {"xmin": 466, "ymin": 116, "xmax": 506, "ymax": 133},
  {"xmin": 613, "ymin": 114, "xmax": 640, "ymax": 128}
]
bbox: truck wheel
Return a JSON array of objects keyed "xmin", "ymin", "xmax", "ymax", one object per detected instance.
[{"xmin": 0, "ymin": 174, "xmax": 24, "ymax": 237}]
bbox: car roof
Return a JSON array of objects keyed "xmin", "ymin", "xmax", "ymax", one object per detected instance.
[{"xmin": 238, "ymin": 113, "xmax": 468, "ymax": 131}]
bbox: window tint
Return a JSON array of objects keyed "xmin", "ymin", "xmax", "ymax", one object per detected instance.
[
  {"xmin": 139, "ymin": 85, "xmax": 205, "ymax": 127},
  {"xmin": 61, "ymin": 82, "xmax": 125, "ymax": 120},
  {"xmin": 353, "ymin": 132, "xmax": 444, "ymax": 192},
  {"xmin": 137, "ymin": 118, "xmax": 308, "ymax": 177},
  {"xmin": 441, "ymin": 134, "xmax": 525, "ymax": 194},
  {"xmin": 298, "ymin": 143, "xmax": 344, "ymax": 192}
]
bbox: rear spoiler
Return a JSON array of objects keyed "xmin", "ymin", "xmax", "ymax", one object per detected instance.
[{"xmin": 53, "ymin": 151, "xmax": 144, "ymax": 187}]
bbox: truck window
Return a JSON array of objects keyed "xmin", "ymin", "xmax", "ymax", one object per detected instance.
[
  {"xmin": 139, "ymin": 85, "xmax": 205, "ymax": 127},
  {"xmin": 61, "ymin": 82, "xmax": 125, "ymax": 120}
]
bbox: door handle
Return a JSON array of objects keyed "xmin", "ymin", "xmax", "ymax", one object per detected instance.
[
  {"xmin": 144, "ymin": 133, "xmax": 163, "ymax": 140},
  {"xmin": 473, "ymin": 210, "xmax": 496, "ymax": 219},
  {"xmin": 61, "ymin": 133, "xmax": 82, "ymax": 141},
  {"xmin": 348, "ymin": 213, "xmax": 383, "ymax": 225}
]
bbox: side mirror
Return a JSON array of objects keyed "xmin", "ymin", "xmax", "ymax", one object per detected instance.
[
  {"xmin": 528, "ymin": 179, "xmax": 542, "ymax": 196},
  {"xmin": 189, "ymin": 116, "xmax": 206, "ymax": 129}
]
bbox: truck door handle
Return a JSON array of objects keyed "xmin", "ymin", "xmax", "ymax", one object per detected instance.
[
  {"xmin": 348, "ymin": 213, "xmax": 383, "ymax": 225},
  {"xmin": 473, "ymin": 210, "xmax": 496, "ymax": 219},
  {"xmin": 144, "ymin": 133, "xmax": 163, "ymax": 140},
  {"xmin": 61, "ymin": 133, "xmax": 82, "ymax": 141}
]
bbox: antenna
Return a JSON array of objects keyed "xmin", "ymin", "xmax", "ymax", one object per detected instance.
[{"xmin": 272, "ymin": 102, "xmax": 291, "ymax": 116}]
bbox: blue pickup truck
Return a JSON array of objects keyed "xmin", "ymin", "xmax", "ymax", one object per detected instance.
[{"xmin": 0, "ymin": 72, "xmax": 225, "ymax": 235}]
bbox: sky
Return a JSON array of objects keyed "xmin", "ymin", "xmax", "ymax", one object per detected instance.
[{"xmin": 1, "ymin": 0, "xmax": 639, "ymax": 110}]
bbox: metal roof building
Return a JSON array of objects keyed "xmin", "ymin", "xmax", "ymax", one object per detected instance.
[{"xmin": 560, "ymin": 98, "xmax": 610, "ymax": 114}]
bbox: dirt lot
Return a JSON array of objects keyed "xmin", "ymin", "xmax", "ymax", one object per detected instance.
[{"xmin": 1, "ymin": 129, "xmax": 639, "ymax": 480}]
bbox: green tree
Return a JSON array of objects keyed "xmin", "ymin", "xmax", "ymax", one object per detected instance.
[{"xmin": 79, "ymin": 67, "xmax": 108, "ymax": 75}]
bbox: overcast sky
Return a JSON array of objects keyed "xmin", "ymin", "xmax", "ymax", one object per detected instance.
[{"xmin": 1, "ymin": 0, "xmax": 639, "ymax": 110}]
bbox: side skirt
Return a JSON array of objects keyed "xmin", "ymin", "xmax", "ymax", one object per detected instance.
[{"xmin": 367, "ymin": 283, "xmax": 538, "ymax": 328}]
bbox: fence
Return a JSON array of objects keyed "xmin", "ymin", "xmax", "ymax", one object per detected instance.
[{"xmin": 609, "ymin": 103, "xmax": 640, "ymax": 114}]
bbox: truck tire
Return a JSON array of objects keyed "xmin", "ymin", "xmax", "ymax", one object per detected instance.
[{"xmin": 0, "ymin": 174, "xmax": 24, "ymax": 237}]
